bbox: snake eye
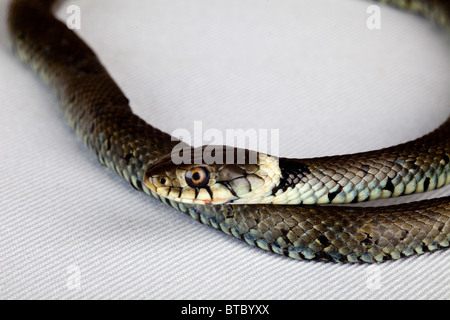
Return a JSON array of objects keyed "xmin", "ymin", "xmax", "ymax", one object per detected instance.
[{"xmin": 185, "ymin": 167, "xmax": 210, "ymax": 188}]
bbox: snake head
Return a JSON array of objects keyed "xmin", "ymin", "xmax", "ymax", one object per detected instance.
[{"xmin": 143, "ymin": 145, "xmax": 281, "ymax": 204}]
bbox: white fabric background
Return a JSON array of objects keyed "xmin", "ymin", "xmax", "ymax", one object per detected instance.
[{"xmin": 1, "ymin": 0, "xmax": 450, "ymax": 299}]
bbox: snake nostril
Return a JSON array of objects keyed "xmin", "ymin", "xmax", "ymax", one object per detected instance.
[{"xmin": 160, "ymin": 178, "xmax": 166, "ymax": 185}]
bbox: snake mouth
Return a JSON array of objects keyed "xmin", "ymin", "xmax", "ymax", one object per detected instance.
[{"xmin": 144, "ymin": 162, "xmax": 239, "ymax": 204}]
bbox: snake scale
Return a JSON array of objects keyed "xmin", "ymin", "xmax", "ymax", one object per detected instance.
[{"xmin": 8, "ymin": 0, "xmax": 450, "ymax": 263}]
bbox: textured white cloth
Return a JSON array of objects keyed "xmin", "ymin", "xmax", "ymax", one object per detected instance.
[{"xmin": 1, "ymin": 0, "xmax": 449, "ymax": 299}]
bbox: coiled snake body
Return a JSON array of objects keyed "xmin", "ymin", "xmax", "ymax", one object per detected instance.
[{"xmin": 8, "ymin": 0, "xmax": 450, "ymax": 263}]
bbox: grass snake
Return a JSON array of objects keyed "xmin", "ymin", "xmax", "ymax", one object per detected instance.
[{"xmin": 8, "ymin": 0, "xmax": 450, "ymax": 263}]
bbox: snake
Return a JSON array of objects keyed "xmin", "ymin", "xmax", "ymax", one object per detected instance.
[{"xmin": 7, "ymin": 0, "xmax": 450, "ymax": 263}]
